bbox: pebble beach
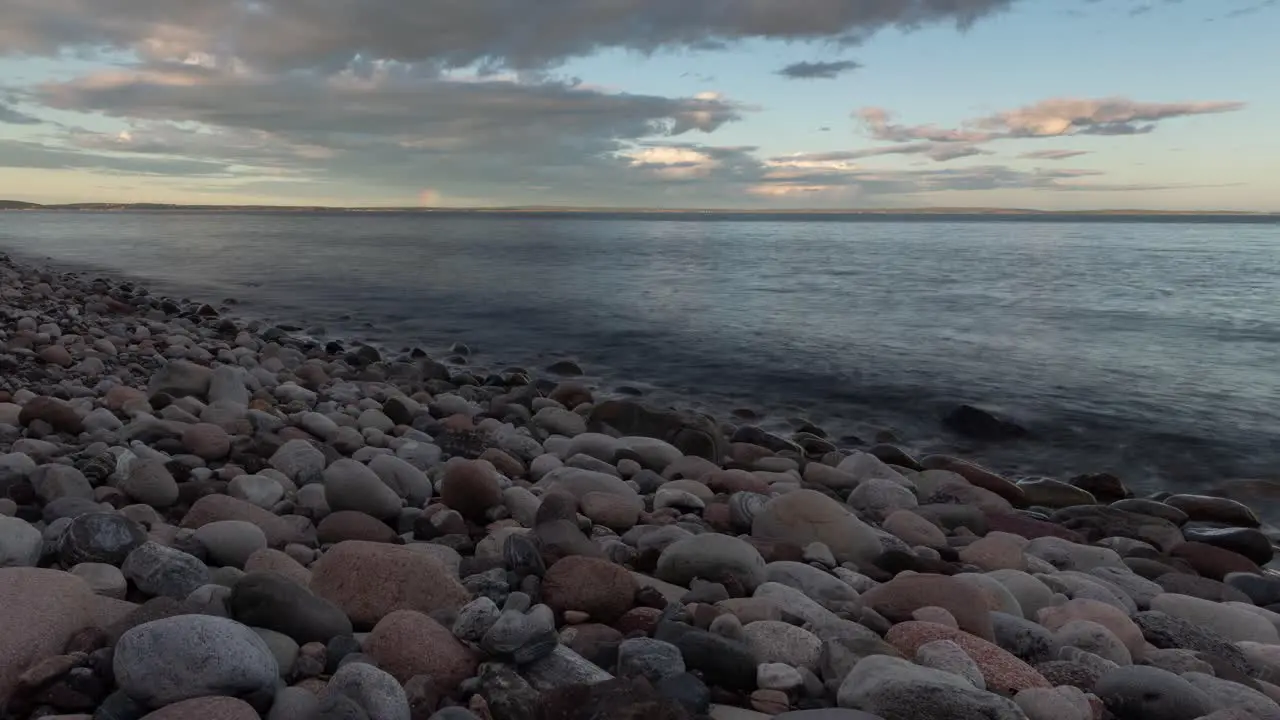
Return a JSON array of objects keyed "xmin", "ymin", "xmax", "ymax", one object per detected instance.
[{"xmin": 4, "ymin": 251, "xmax": 1280, "ymax": 720}]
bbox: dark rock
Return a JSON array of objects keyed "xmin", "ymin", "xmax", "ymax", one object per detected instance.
[
  {"xmin": 1155, "ymin": 573, "xmax": 1252, "ymax": 603},
  {"xmin": 545, "ymin": 360, "xmax": 584, "ymax": 377},
  {"xmin": 867, "ymin": 444, "xmax": 923, "ymax": 471},
  {"xmin": 1134, "ymin": 611, "xmax": 1254, "ymax": 678},
  {"xmin": 504, "ymin": 534, "xmax": 546, "ymax": 579},
  {"xmin": 58, "ymin": 512, "xmax": 146, "ymax": 566},
  {"xmin": 1093, "ymin": 665, "xmax": 1213, "ymax": 720},
  {"xmin": 1181, "ymin": 525, "xmax": 1273, "ymax": 566},
  {"xmin": 1035, "ymin": 660, "xmax": 1103, "ymax": 692},
  {"xmin": 477, "ymin": 664, "xmax": 539, "ymax": 720},
  {"xmin": 1225, "ymin": 572, "xmax": 1280, "ymax": 607},
  {"xmin": 984, "ymin": 512, "xmax": 1084, "ymax": 542},
  {"xmin": 587, "ymin": 401, "xmax": 726, "ymax": 463},
  {"xmin": 941, "ymin": 404, "xmax": 1027, "ymax": 441},
  {"xmin": 1125, "ymin": 557, "xmax": 1185, "ymax": 580},
  {"xmin": 1170, "ymin": 541, "xmax": 1262, "ymax": 580},
  {"xmin": 1165, "ymin": 495, "xmax": 1260, "ymax": 528},
  {"xmin": 326, "ymin": 635, "xmax": 363, "ymax": 674},
  {"xmin": 1111, "ymin": 499, "xmax": 1188, "ymax": 525},
  {"xmin": 538, "ymin": 677, "xmax": 689, "ymax": 720},
  {"xmin": 654, "ymin": 622, "xmax": 756, "ymax": 691},
  {"xmin": 229, "ymin": 572, "xmax": 354, "ymax": 644},
  {"xmin": 990, "ymin": 611, "xmax": 1057, "ymax": 665},
  {"xmin": 655, "ymin": 673, "xmax": 710, "ymax": 716},
  {"xmin": 1050, "ymin": 505, "xmax": 1184, "ymax": 551},
  {"xmin": 731, "ymin": 427, "xmax": 803, "ymax": 455},
  {"xmin": 18, "ymin": 397, "xmax": 84, "ymax": 435},
  {"xmin": 1068, "ymin": 473, "xmax": 1132, "ymax": 503}
]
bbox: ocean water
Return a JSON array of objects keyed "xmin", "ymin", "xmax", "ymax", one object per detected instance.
[{"xmin": 2, "ymin": 210, "xmax": 1279, "ymax": 494}]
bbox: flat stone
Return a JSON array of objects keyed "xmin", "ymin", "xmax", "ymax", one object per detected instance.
[{"xmin": 122, "ymin": 542, "xmax": 211, "ymax": 599}]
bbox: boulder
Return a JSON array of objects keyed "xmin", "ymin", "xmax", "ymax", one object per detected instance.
[
  {"xmin": 751, "ymin": 490, "xmax": 881, "ymax": 565},
  {"xmin": 366, "ymin": 610, "xmax": 478, "ymax": 692},
  {"xmin": 229, "ymin": 572, "xmax": 352, "ymax": 643},
  {"xmin": 310, "ymin": 541, "xmax": 471, "ymax": 628},
  {"xmin": 655, "ymin": 533, "xmax": 767, "ymax": 593}
]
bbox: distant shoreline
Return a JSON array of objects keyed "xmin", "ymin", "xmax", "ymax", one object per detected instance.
[{"xmin": 2, "ymin": 201, "xmax": 1278, "ymax": 223}]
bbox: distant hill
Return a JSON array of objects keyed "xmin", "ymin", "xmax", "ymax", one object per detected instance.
[{"xmin": 0, "ymin": 200, "xmax": 42, "ymax": 209}]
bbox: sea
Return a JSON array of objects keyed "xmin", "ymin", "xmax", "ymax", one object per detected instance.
[{"xmin": 2, "ymin": 210, "xmax": 1278, "ymax": 496}]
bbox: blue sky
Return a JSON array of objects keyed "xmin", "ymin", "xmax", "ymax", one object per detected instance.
[{"xmin": 0, "ymin": 0, "xmax": 1276, "ymax": 209}]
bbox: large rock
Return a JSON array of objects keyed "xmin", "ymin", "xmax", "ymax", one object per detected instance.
[
  {"xmin": 182, "ymin": 423, "xmax": 232, "ymax": 460},
  {"xmin": 323, "ymin": 459, "xmax": 402, "ymax": 520},
  {"xmin": 0, "ymin": 568, "xmax": 112, "ymax": 701},
  {"xmin": 113, "ymin": 615, "xmax": 278, "ymax": 708},
  {"xmin": 862, "ymin": 573, "xmax": 996, "ymax": 640},
  {"xmin": 537, "ymin": 467, "xmax": 643, "ymax": 514},
  {"xmin": 742, "ymin": 620, "xmax": 823, "ymax": 669},
  {"xmin": 941, "ymin": 405, "xmax": 1028, "ymax": 442},
  {"xmin": 1037, "ymin": 599, "xmax": 1145, "ymax": 658},
  {"xmin": 1165, "ymin": 495, "xmax": 1260, "ymax": 527},
  {"xmin": 29, "ymin": 464, "xmax": 93, "ymax": 502},
  {"xmin": 587, "ymin": 400, "xmax": 727, "ymax": 462},
  {"xmin": 751, "ymin": 490, "xmax": 881, "ymax": 565},
  {"xmin": 763, "ymin": 561, "xmax": 863, "ymax": 611},
  {"xmin": 439, "ymin": 458, "xmax": 504, "ymax": 520},
  {"xmin": 655, "ymin": 533, "xmax": 767, "ymax": 593},
  {"xmin": 268, "ymin": 439, "xmax": 326, "ymax": 483},
  {"xmin": 117, "ymin": 459, "xmax": 180, "ymax": 508},
  {"xmin": 368, "ymin": 454, "xmax": 433, "ymax": 507},
  {"xmin": 17, "ymin": 396, "xmax": 84, "ymax": 434},
  {"xmin": 148, "ymin": 361, "xmax": 213, "ymax": 399},
  {"xmin": 139, "ymin": 696, "xmax": 260, "ymax": 720},
  {"xmin": 321, "ymin": 661, "xmax": 410, "ymax": 720},
  {"xmin": 0, "ymin": 515, "xmax": 42, "ymax": 567},
  {"xmin": 542, "ymin": 556, "xmax": 638, "ymax": 623},
  {"xmin": 919, "ymin": 455, "xmax": 1025, "ymax": 506},
  {"xmin": 366, "ymin": 610, "xmax": 478, "ymax": 691},
  {"xmin": 1149, "ymin": 592, "xmax": 1280, "ymax": 643},
  {"xmin": 1093, "ymin": 665, "xmax": 1213, "ymax": 720},
  {"xmin": 836, "ymin": 654, "xmax": 1025, "ymax": 719},
  {"xmin": 122, "ymin": 542, "xmax": 211, "ymax": 599},
  {"xmin": 229, "ymin": 572, "xmax": 352, "ymax": 643},
  {"xmin": 885, "ymin": 621, "xmax": 1051, "ymax": 696},
  {"xmin": 58, "ymin": 512, "xmax": 147, "ymax": 566},
  {"xmin": 310, "ymin": 540, "xmax": 470, "ymax": 628},
  {"xmin": 180, "ymin": 494, "xmax": 300, "ymax": 548},
  {"xmin": 194, "ymin": 520, "xmax": 268, "ymax": 568}
]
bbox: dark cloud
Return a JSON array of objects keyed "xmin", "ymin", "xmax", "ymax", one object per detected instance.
[
  {"xmin": 777, "ymin": 60, "xmax": 861, "ymax": 79},
  {"xmin": 0, "ymin": 138, "xmax": 230, "ymax": 175},
  {"xmin": 0, "ymin": 103, "xmax": 41, "ymax": 125},
  {"xmin": 0, "ymin": 0, "xmax": 1017, "ymax": 71},
  {"xmin": 772, "ymin": 142, "xmax": 990, "ymax": 163},
  {"xmin": 1020, "ymin": 149, "xmax": 1091, "ymax": 160}
]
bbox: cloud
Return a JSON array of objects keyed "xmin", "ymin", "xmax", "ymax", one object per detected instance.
[
  {"xmin": 0, "ymin": 103, "xmax": 41, "ymax": 125},
  {"xmin": 1020, "ymin": 149, "xmax": 1092, "ymax": 160},
  {"xmin": 858, "ymin": 97, "xmax": 1244, "ymax": 146},
  {"xmin": 0, "ymin": 0, "xmax": 1018, "ymax": 71},
  {"xmin": 772, "ymin": 142, "xmax": 991, "ymax": 164},
  {"xmin": 0, "ymin": 138, "xmax": 231, "ymax": 175},
  {"xmin": 777, "ymin": 60, "xmax": 861, "ymax": 79}
]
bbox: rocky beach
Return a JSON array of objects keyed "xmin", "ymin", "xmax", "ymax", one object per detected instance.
[{"xmin": 3, "ymin": 250, "xmax": 1280, "ymax": 720}]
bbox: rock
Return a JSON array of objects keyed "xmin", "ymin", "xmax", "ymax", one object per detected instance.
[
  {"xmin": 1226, "ymin": 572, "xmax": 1280, "ymax": 607},
  {"xmin": 229, "ymin": 572, "xmax": 353, "ymax": 643},
  {"xmin": 324, "ymin": 459, "xmax": 402, "ymax": 520},
  {"xmin": 1025, "ymin": 536, "xmax": 1123, "ymax": 572},
  {"xmin": 1014, "ymin": 686, "xmax": 1092, "ymax": 720},
  {"xmin": 751, "ymin": 490, "xmax": 881, "ymax": 565},
  {"xmin": 1037, "ymin": 599, "xmax": 1145, "ymax": 659},
  {"xmin": 18, "ymin": 396, "xmax": 84, "ymax": 434},
  {"xmin": 836, "ymin": 654, "xmax": 1024, "ymax": 719},
  {"xmin": 138, "ymin": 695, "xmax": 260, "ymax": 719},
  {"xmin": 617, "ymin": 637, "xmax": 686, "ymax": 682},
  {"xmin": 183, "ymin": 423, "xmax": 232, "ymax": 460},
  {"xmin": 30, "ymin": 464, "xmax": 93, "ymax": 502},
  {"xmin": 1052, "ymin": 620, "xmax": 1131, "ymax": 665},
  {"xmin": 148, "ymin": 361, "xmax": 213, "ymax": 400},
  {"xmin": 959, "ymin": 532, "xmax": 1026, "ymax": 572},
  {"xmin": 1165, "ymin": 495, "xmax": 1260, "ymax": 527},
  {"xmin": 1093, "ymin": 665, "xmax": 1213, "ymax": 720},
  {"xmin": 317, "ymin": 511, "xmax": 399, "ymax": 544},
  {"xmin": 882, "ymin": 510, "xmax": 947, "ymax": 548},
  {"xmin": 916, "ymin": 639, "xmax": 985, "ymax": 689},
  {"xmin": 655, "ymin": 533, "xmax": 766, "ymax": 593},
  {"xmin": 181, "ymin": 494, "xmax": 300, "ymax": 548},
  {"xmin": 587, "ymin": 400, "xmax": 727, "ymax": 462},
  {"xmin": 848, "ymin": 477, "xmax": 918, "ymax": 521},
  {"xmin": 1112, "ymin": 498, "xmax": 1190, "ymax": 525},
  {"xmin": 113, "ymin": 615, "xmax": 277, "ymax": 708},
  {"xmin": 919, "ymin": 456, "xmax": 1026, "ymax": 507},
  {"xmin": 322, "ymin": 661, "xmax": 411, "ymax": 720},
  {"xmin": 1050, "ymin": 505, "xmax": 1184, "ymax": 552},
  {"xmin": 118, "ymin": 459, "xmax": 179, "ymax": 508},
  {"xmin": 123, "ymin": 542, "xmax": 211, "ymax": 599},
  {"xmin": 580, "ymin": 491, "xmax": 640, "ymax": 531},
  {"xmin": 986, "ymin": 570, "xmax": 1056, "ymax": 621},
  {"xmin": 269, "ymin": 440, "xmax": 327, "ymax": 483},
  {"xmin": 1134, "ymin": 611, "xmax": 1252, "ymax": 678},
  {"xmin": 1150, "ymin": 593, "xmax": 1280, "ymax": 643},
  {"xmin": 742, "ymin": 621, "xmax": 823, "ymax": 669},
  {"xmin": 763, "ymin": 561, "xmax": 862, "ymax": 611},
  {"xmin": 885, "ymin": 621, "xmax": 1050, "ymax": 696},
  {"xmin": 366, "ymin": 610, "xmax": 477, "ymax": 692},
  {"xmin": 1016, "ymin": 478, "xmax": 1097, "ymax": 508},
  {"xmin": 862, "ymin": 573, "xmax": 996, "ymax": 640},
  {"xmin": 71, "ymin": 562, "xmax": 129, "ymax": 598},
  {"xmin": 310, "ymin": 540, "xmax": 471, "ymax": 628},
  {"xmin": 658, "ymin": 624, "xmax": 757, "ymax": 691},
  {"xmin": 524, "ymin": 646, "xmax": 614, "ymax": 692},
  {"xmin": 542, "ymin": 556, "xmax": 637, "ymax": 623},
  {"xmin": 989, "ymin": 612, "xmax": 1057, "ymax": 665},
  {"xmin": 1182, "ymin": 526, "xmax": 1273, "ymax": 566},
  {"xmin": 757, "ymin": 663, "xmax": 805, "ymax": 692},
  {"xmin": 194, "ymin": 520, "xmax": 269, "ymax": 568},
  {"xmin": 367, "ymin": 455, "xmax": 433, "ymax": 508},
  {"xmin": 58, "ymin": 512, "xmax": 147, "ymax": 566},
  {"xmin": 439, "ymin": 458, "xmax": 504, "ymax": 520},
  {"xmin": 537, "ymin": 467, "xmax": 643, "ymax": 515},
  {"xmin": 942, "ymin": 405, "xmax": 1027, "ymax": 441},
  {"xmin": 1181, "ymin": 672, "xmax": 1280, "ymax": 718},
  {"xmin": 539, "ymin": 676, "xmax": 689, "ymax": 720},
  {"xmin": 0, "ymin": 515, "xmax": 42, "ymax": 567},
  {"xmin": 0, "ymin": 568, "xmax": 115, "ymax": 701}
]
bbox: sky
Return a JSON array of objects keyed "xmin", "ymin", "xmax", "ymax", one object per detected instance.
[{"xmin": 0, "ymin": 0, "xmax": 1276, "ymax": 210}]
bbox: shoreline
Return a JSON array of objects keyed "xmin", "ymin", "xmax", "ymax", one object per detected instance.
[{"xmin": 3, "ymin": 251, "xmax": 1280, "ymax": 719}]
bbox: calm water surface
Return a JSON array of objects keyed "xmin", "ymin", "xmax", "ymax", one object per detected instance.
[{"xmin": 2, "ymin": 211, "xmax": 1278, "ymax": 494}]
